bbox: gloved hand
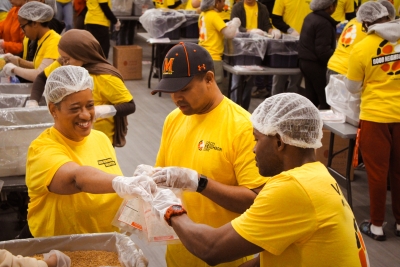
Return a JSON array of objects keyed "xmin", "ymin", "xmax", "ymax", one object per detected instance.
[
  {"xmin": 115, "ymin": 19, "xmax": 121, "ymax": 31},
  {"xmin": 270, "ymin": 29, "xmax": 281, "ymax": 39},
  {"xmin": 230, "ymin": 17, "xmax": 241, "ymax": 28},
  {"xmin": 2, "ymin": 63, "xmax": 17, "ymax": 76},
  {"xmin": 133, "ymin": 164, "xmax": 157, "ymax": 177},
  {"xmin": 94, "ymin": 105, "xmax": 117, "ymax": 120},
  {"xmin": 112, "ymin": 175, "xmax": 157, "ymax": 200},
  {"xmin": 3, "ymin": 53, "xmax": 19, "ymax": 65},
  {"xmin": 43, "ymin": 250, "xmax": 71, "ymax": 267},
  {"xmin": 131, "ymin": 249, "xmax": 149, "ymax": 267},
  {"xmin": 152, "ymin": 167, "xmax": 198, "ymax": 191},
  {"xmin": 289, "ymin": 28, "xmax": 300, "ymax": 36},
  {"xmin": 152, "ymin": 188, "xmax": 182, "ymax": 220},
  {"xmin": 26, "ymin": 100, "xmax": 39, "ymax": 108},
  {"xmin": 249, "ymin": 29, "xmax": 265, "ymax": 36}
]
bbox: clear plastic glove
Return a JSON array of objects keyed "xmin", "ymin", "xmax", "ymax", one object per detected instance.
[
  {"xmin": 133, "ymin": 164, "xmax": 158, "ymax": 177},
  {"xmin": 270, "ymin": 29, "xmax": 281, "ymax": 39},
  {"xmin": 230, "ymin": 17, "xmax": 241, "ymax": 28},
  {"xmin": 2, "ymin": 63, "xmax": 16, "ymax": 76},
  {"xmin": 249, "ymin": 29, "xmax": 265, "ymax": 36},
  {"xmin": 152, "ymin": 167, "xmax": 198, "ymax": 191},
  {"xmin": 26, "ymin": 99, "xmax": 39, "ymax": 108},
  {"xmin": 94, "ymin": 105, "xmax": 117, "ymax": 120},
  {"xmin": 43, "ymin": 250, "xmax": 71, "ymax": 267},
  {"xmin": 132, "ymin": 249, "xmax": 149, "ymax": 267},
  {"xmin": 3, "ymin": 53, "xmax": 18, "ymax": 65},
  {"xmin": 112, "ymin": 175, "xmax": 157, "ymax": 200},
  {"xmin": 115, "ymin": 19, "xmax": 121, "ymax": 31},
  {"xmin": 152, "ymin": 188, "xmax": 182, "ymax": 220}
]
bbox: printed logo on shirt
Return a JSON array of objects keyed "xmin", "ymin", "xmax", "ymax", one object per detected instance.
[
  {"xmin": 163, "ymin": 58, "xmax": 175, "ymax": 75},
  {"xmin": 98, "ymin": 158, "xmax": 116, "ymax": 167},
  {"xmin": 199, "ymin": 16, "xmax": 207, "ymax": 41},
  {"xmin": 341, "ymin": 24, "xmax": 357, "ymax": 48},
  {"xmin": 371, "ymin": 40, "xmax": 400, "ymax": 75},
  {"xmin": 222, "ymin": 0, "xmax": 231, "ymax": 13},
  {"xmin": 198, "ymin": 140, "xmax": 222, "ymax": 152}
]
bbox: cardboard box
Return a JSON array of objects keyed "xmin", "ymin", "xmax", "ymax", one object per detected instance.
[
  {"xmin": 113, "ymin": 45, "xmax": 142, "ymax": 80},
  {"xmin": 316, "ymin": 129, "xmax": 354, "ymax": 180}
]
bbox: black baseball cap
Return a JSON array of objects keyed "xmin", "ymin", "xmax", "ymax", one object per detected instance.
[{"xmin": 151, "ymin": 42, "xmax": 214, "ymax": 95}]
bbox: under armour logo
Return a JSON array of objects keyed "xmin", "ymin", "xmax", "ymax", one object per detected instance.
[{"xmin": 198, "ymin": 64, "xmax": 206, "ymax": 71}]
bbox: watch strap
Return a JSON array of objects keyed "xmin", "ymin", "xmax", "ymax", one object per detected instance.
[
  {"xmin": 164, "ymin": 205, "xmax": 187, "ymax": 226},
  {"xmin": 196, "ymin": 174, "xmax": 208, "ymax": 193}
]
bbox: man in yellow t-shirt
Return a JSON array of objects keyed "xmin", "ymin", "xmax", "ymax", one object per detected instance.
[
  {"xmin": 151, "ymin": 93, "xmax": 369, "ymax": 267},
  {"xmin": 150, "ymin": 42, "xmax": 266, "ymax": 267}
]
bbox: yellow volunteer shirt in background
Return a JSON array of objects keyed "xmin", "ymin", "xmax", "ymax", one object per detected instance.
[
  {"xmin": 22, "ymin": 36, "xmax": 29, "ymax": 60},
  {"xmin": 185, "ymin": 0, "xmax": 196, "ymax": 10},
  {"xmin": 33, "ymin": 30, "xmax": 61, "ymax": 69},
  {"xmin": 347, "ymin": 34, "xmax": 400, "ymax": 123},
  {"xmin": 85, "ymin": 0, "xmax": 111, "ymax": 27},
  {"xmin": 156, "ymin": 97, "xmax": 266, "ymax": 267},
  {"xmin": 219, "ymin": 0, "xmax": 234, "ymax": 21},
  {"xmin": 199, "ymin": 10, "xmax": 226, "ymax": 61},
  {"xmin": 57, "ymin": 0, "xmax": 72, "ymax": 3},
  {"xmin": 328, "ymin": 18, "xmax": 366, "ymax": 75},
  {"xmin": 244, "ymin": 3, "xmax": 258, "ymax": 30},
  {"xmin": 272, "ymin": 0, "xmax": 311, "ymax": 33},
  {"xmin": 232, "ymin": 162, "xmax": 369, "ymax": 267},
  {"xmin": 154, "ymin": 0, "xmax": 185, "ymax": 9},
  {"xmin": 26, "ymin": 127, "xmax": 123, "ymax": 237},
  {"xmin": 0, "ymin": 12, "xmax": 7, "ymax": 22},
  {"xmin": 331, "ymin": 0, "xmax": 354, "ymax": 22}
]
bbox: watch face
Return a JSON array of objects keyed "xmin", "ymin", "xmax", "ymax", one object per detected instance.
[{"xmin": 171, "ymin": 205, "xmax": 182, "ymax": 211}]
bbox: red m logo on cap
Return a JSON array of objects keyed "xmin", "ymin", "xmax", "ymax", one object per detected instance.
[{"xmin": 163, "ymin": 58, "xmax": 175, "ymax": 75}]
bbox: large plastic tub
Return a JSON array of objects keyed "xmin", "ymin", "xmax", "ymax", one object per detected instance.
[
  {"xmin": 0, "ymin": 83, "xmax": 33, "ymax": 94},
  {"xmin": 263, "ymin": 34, "xmax": 299, "ymax": 68},
  {"xmin": 0, "ymin": 232, "xmax": 148, "ymax": 267},
  {"xmin": 0, "ymin": 94, "xmax": 30, "ymax": 108},
  {"xmin": 139, "ymin": 9, "xmax": 186, "ymax": 39},
  {"xmin": 0, "ymin": 107, "xmax": 53, "ymax": 177}
]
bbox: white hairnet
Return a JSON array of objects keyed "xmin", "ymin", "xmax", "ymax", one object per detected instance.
[
  {"xmin": 378, "ymin": 0, "xmax": 396, "ymax": 20},
  {"xmin": 251, "ymin": 93, "xmax": 323, "ymax": 149},
  {"xmin": 200, "ymin": 0, "xmax": 216, "ymax": 12},
  {"xmin": 310, "ymin": 0, "xmax": 336, "ymax": 11},
  {"xmin": 18, "ymin": 1, "xmax": 54, "ymax": 23},
  {"xmin": 356, "ymin": 1, "xmax": 389, "ymax": 23},
  {"xmin": 44, "ymin": 66, "xmax": 94, "ymax": 104}
]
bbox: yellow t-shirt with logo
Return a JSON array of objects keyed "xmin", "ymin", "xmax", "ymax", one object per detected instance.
[
  {"xmin": 199, "ymin": 10, "xmax": 226, "ymax": 61},
  {"xmin": 232, "ymin": 162, "xmax": 369, "ymax": 267},
  {"xmin": 244, "ymin": 3, "xmax": 258, "ymax": 30},
  {"xmin": 347, "ymin": 34, "xmax": 400, "ymax": 123},
  {"xmin": 331, "ymin": 0, "xmax": 354, "ymax": 22},
  {"xmin": 156, "ymin": 97, "xmax": 266, "ymax": 267},
  {"xmin": 26, "ymin": 127, "xmax": 123, "ymax": 237},
  {"xmin": 219, "ymin": 0, "xmax": 234, "ymax": 21},
  {"xmin": 272, "ymin": 0, "xmax": 311, "ymax": 33},
  {"xmin": 85, "ymin": 0, "xmax": 111, "ymax": 27},
  {"xmin": 33, "ymin": 30, "xmax": 60, "ymax": 69},
  {"xmin": 328, "ymin": 18, "xmax": 366, "ymax": 75}
]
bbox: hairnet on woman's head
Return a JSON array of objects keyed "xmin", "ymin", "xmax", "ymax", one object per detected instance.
[
  {"xmin": 200, "ymin": 0, "xmax": 216, "ymax": 12},
  {"xmin": 310, "ymin": 0, "xmax": 336, "ymax": 11},
  {"xmin": 378, "ymin": 0, "xmax": 396, "ymax": 20},
  {"xmin": 44, "ymin": 66, "xmax": 94, "ymax": 105},
  {"xmin": 18, "ymin": 1, "xmax": 54, "ymax": 22},
  {"xmin": 356, "ymin": 1, "xmax": 389, "ymax": 23},
  {"xmin": 251, "ymin": 93, "xmax": 323, "ymax": 149}
]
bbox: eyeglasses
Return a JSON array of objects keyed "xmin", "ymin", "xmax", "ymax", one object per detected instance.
[{"xmin": 20, "ymin": 21, "xmax": 32, "ymax": 31}]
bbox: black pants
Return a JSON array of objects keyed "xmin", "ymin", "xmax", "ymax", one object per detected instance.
[
  {"xmin": 85, "ymin": 23, "xmax": 110, "ymax": 59},
  {"xmin": 299, "ymin": 59, "xmax": 330, "ymax": 110}
]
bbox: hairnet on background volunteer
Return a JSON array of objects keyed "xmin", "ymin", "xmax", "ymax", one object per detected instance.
[
  {"xmin": 18, "ymin": 1, "xmax": 54, "ymax": 22},
  {"xmin": 378, "ymin": 0, "xmax": 396, "ymax": 20},
  {"xmin": 200, "ymin": 0, "xmax": 215, "ymax": 12},
  {"xmin": 44, "ymin": 66, "xmax": 94, "ymax": 104},
  {"xmin": 356, "ymin": 1, "xmax": 389, "ymax": 23},
  {"xmin": 309, "ymin": 0, "xmax": 336, "ymax": 11},
  {"xmin": 251, "ymin": 93, "xmax": 323, "ymax": 149}
]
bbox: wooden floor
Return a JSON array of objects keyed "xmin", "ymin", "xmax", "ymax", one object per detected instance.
[{"xmin": 1, "ymin": 32, "xmax": 399, "ymax": 267}]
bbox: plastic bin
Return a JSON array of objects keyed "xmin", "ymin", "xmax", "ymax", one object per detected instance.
[
  {"xmin": 0, "ymin": 94, "xmax": 30, "ymax": 108},
  {"xmin": 161, "ymin": 27, "xmax": 181, "ymax": 40},
  {"xmin": 0, "ymin": 232, "xmax": 147, "ymax": 267},
  {"xmin": 264, "ymin": 54, "xmax": 298, "ymax": 68},
  {"xmin": 0, "ymin": 107, "xmax": 53, "ymax": 177},
  {"xmin": 263, "ymin": 34, "xmax": 299, "ymax": 68},
  {"xmin": 139, "ymin": 9, "xmax": 186, "ymax": 39},
  {"xmin": 181, "ymin": 23, "xmax": 199, "ymax": 38},
  {"xmin": 0, "ymin": 83, "xmax": 32, "ymax": 94}
]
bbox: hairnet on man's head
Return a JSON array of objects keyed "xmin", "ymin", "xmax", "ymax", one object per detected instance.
[
  {"xmin": 310, "ymin": 0, "xmax": 336, "ymax": 11},
  {"xmin": 251, "ymin": 93, "xmax": 323, "ymax": 149},
  {"xmin": 356, "ymin": 1, "xmax": 389, "ymax": 23},
  {"xmin": 200, "ymin": 0, "xmax": 216, "ymax": 12},
  {"xmin": 18, "ymin": 1, "xmax": 54, "ymax": 22},
  {"xmin": 378, "ymin": 0, "xmax": 396, "ymax": 20},
  {"xmin": 44, "ymin": 66, "xmax": 94, "ymax": 105}
]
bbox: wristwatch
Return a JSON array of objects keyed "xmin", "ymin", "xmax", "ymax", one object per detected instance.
[
  {"xmin": 287, "ymin": 27, "xmax": 294, "ymax": 34},
  {"xmin": 196, "ymin": 174, "xmax": 208, "ymax": 193},
  {"xmin": 164, "ymin": 205, "xmax": 187, "ymax": 226}
]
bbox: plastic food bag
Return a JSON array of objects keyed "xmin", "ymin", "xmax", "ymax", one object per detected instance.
[{"xmin": 139, "ymin": 9, "xmax": 186, "ymax": 38}]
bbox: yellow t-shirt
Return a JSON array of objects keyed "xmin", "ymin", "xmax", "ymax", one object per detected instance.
[
  {"xmin": 22, "ymin": 36, "xmax": 28, "ymax": 60},
  {"xmin": 331, "ymin": 0, "xmax": 354, "ymax": 22},
  {"xmin": 244, "ymin": 3, "xmax": 258, "ymax": 30},
  {"xmin": 26, "ymin": 127, "xmax": 123, "ymax": 237},
  {"xmin": 0, "ymin": 11, "xmax": 8, "ymax": 22},
  {"xmin": 185, "ymin": 0, "xmax": 196, "ymax": 10},
  {"xmin": 33, "ymin": 30, "xmax": 61, "ymax": 69},
  {"xmin": 218, "ymin": 0, "xmax": 234, "ymax": 21},
  {"xmin": 85, "ymin": 0, "xmax": 111, "ymax": 27},
  {"xmin": 347, "ymin": 34, "xmax": 400, "ymax": 123},
  {"xmin": 272, "ymin": 0, "xmax": 311, "ymax": 33},
  {"xmin": 328, "ymin": 18, "xmax": 366, "ymax": 75},
  {"xmin": 156, "ymin": 97, "xmax": 266, "ymax": 267},
  {"xmin": 199, "ymin": 9, "xmax": 226, "ymax": 61},
  {"xmin": 232, "ymin": 162, "xmax": 369, "ymax": 267},
  {"xmin": 154, "ymin": 0, "xmax": 185, "ymax": 9},
  {"xmin": 57, "ymin": 0, "xmax": 72, "ymax": 3}
]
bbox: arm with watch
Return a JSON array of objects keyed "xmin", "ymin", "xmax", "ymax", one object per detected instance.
[{"xmin": 151, "ymin": 167, "xmax": 263, "ymax": 214}]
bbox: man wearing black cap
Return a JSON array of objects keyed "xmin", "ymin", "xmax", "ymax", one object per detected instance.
[{"xmin": 151, "ymin": 42, "xmax": 266, "ymax": 267}]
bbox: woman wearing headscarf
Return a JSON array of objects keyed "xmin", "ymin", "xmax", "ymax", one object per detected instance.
[
  {"xmin": 0, "ymin": 0, "xmax": 25, "ymax": 55},
  {"xmin": 1, "ymin": 1, "xmax": 61, "ymax": 82},
  {"xmin": 345, "ymin": 1, "xmax": 400, "ymax": 241},
  {"xmin": 28, "ymin": 29, "xmax": 135, "ymax": 147}
]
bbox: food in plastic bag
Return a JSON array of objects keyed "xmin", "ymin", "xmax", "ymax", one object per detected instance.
[{"xmin": 139, "ymin": 9, "xmax": 187, "ymax": 38}]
